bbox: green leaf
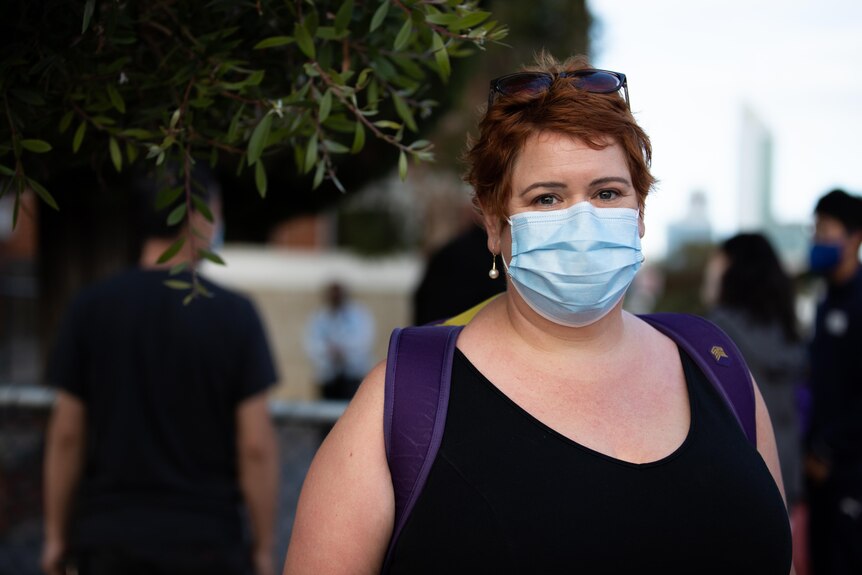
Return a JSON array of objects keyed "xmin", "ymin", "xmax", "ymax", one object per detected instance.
[
  {"xmin": 126, "ymin": 141, "xmax": 139, "ymax": 163},
  {"xmin": 254, "ymin": 36, "xmax": 294, "ymax": 49},
  {"xmin": 59, "ymin": 111, "xmax": 74, "ymax": 134},
  {"xmin": 109, "ymin": 137, "xmax": 122, "ymax": 171},
  {"xmin": 195, "ymin": 282, "xmax": 214, "ymax": 297},
  {"xmin": 119, "ymin": 128, "xmax": 154, "ymax": 139},
  {"xmin": 198, "ymin": 248, "xmax": 226, "ymax": 265},
  {"xmin": 12, "ymin": 180, "xmax": 22, "ymax": 230},
  {"xmin": 391, "ymin": 92, "xmax": 417, "ymax": 132},
  {"xmin": 167, "ymin": 203, "xmax": 187, "ymax": 226},
  {"xmin": 393, "ymin": 17, "xmax": 413, "ymax": 51},
  {"xmin": 0, "ymin": 165, "xmax": 14, "ymax": 177},
  {"xmin": 370, "ymin": 1, "xmax": 389, "ymax": 33},
  {"xmin": 247, "ymin": 113, "xmax": 273, "ymax": 166},
  {"xmin": 164, "ymin": 279, "xmax": 192, "ymax": 290},
  {"xmin": 169, "ymin": 109, "xmax": 181, "ymax": 130},
  {"xmin": 315, "ymin": 27, "xmax": 350, "ymax": 41},
  {"xmin": 156, "ymin": 186, "xmax": 184, "ymax": 210},
  {"xmin": 425, "ymin": 13, "xmax": 458, "ymax": 25},
  {"xmin": 432, "ymin": 32, "xmax": 450, "ymax": 82},
  {"xmin": 294, "ymin": 22, "xmax": 316, "ymax": 59},
  {"xmin": 21, "ymin": 139, "xmax": 52, "ymax": 153},
  {"xmin": 408, "ymin": 139, "xmax": 432, "ymax": 150},
  {"xmin": 318, "ymin": 89, "xmax": 332, "ymax": 123},
  {"xmin": 304, "ymin": 133, "xmax": 318, "ymax": 174},
  {"xmin": 398, "ymin": 150, "xmax": 408, "ymax": 181},
  {"xmin": 227, "ymin": 104, "xmax": 245, "ymax": 143},
  {"xmin": 373, "ymin": 120, "xmax": 401, "ymax": 130},
  {"xmin": 391, "ymin": 54, "xmax": 423, "ymax": 80},
  {"xmin": 107, "ymin": 84, "xmax": 126, "ymax": 113},
  {"xmin": 254, "ymin": 161, "xmax": 267, "ymax": 198},
  {"xmin": 191, "ymin": 194, "xmax": 214, "ymax": 222},
  {"xmin": 27, "ymin": 178, "xmax": 59, "ymax": 210},
  {"xmin": 246, "ymin": 70, "xmax": 265, "ymax": 86},
  {"xmin": 351, "ymin": 121, "xmax": 365, "ymax": 153},
  {"xmin": 89, "ymin": 117, "xmax": 115, "ymax": 129},
  {"xmin": 72, "ymin": 122, "xmax": 87, "ymax": 152},
  {"xmin": 452, "ymin": 11, "xmax": 491, "ymax": 30},
  {"xmin": 356, "ymin": 67, "xmax": 373, "ymax": 90},
  {"xmin": 331, "ymin": 172, "xmax": 346, "ymax": 194},
  {"xmin": 368, "ymin": 79, "xmax": 380, "ymax": 105},
  {"xmin": 82, "ymin": 0, "xmax": 95, "ymax": 34},
  {"xmin": 312, "ymin": 159, "xmax": 326, "ymax": 189},
  {"xmin": 170, "ymin": 261, "xmax": 189, "ymax": 275},
  {"xmin": 335, "ymin": 0, "xmax": 354, "ymax": 32},
  {"xmin": 157, "ymin": 236, "xmax": 186, "ymax": 264},
  {"xmin": 323, "ymin": 140, "xmax": 349, "ymax": 153}
]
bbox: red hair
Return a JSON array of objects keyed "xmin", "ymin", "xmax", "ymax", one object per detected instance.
[{"xmin": 464, "ymin": 54, "xmax": 655, "ymax": 219}]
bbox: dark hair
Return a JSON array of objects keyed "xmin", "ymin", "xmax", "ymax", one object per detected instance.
[
  {"xmin": 814, "ymin": 188, "xmax": 862, "ymax": 232},
  {"xmin": 464, "ymin": 53, "xmax": 654, "ymax": 220},
  {"xmin": 718, "ymin": 233, "xmax": 798, "ymax": 341},
  {"xmin": 133, "ymin": 162, "xmax": 221, "ymax": 240}
]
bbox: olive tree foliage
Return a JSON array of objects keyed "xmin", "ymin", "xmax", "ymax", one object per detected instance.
[{"xmin": 0, "ymin": 0, "xmax": 506, "ymax": 298}]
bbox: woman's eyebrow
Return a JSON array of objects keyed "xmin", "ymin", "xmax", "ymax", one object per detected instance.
[
  {"xmin": 518, "ymin": 181, "xmax": 567, "ymax": 196},
  {"xmin": 589, "ymin": 176, "xmax": 631, "ymax": 188}
]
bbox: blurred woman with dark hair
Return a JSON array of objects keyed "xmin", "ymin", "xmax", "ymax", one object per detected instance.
[{"xmin": 702, "ymin": 232, "xmax": 806, "ymax": 507}]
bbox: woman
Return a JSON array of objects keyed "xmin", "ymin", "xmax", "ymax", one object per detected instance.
[
  {"xmin": 284, "ymin": 55, "xmax": 793, "ymax": 574},
  {"xmin": 703, "ymin": 232, "xmax": 807, "ymax": 508}
]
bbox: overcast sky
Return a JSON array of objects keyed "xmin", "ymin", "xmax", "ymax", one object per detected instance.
[{"xmin": 586, "ymin": 0, "xmax": 862, "ymax": 258}]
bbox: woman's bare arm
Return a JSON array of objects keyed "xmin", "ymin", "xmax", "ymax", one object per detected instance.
[{"xmin": 283, "ymin": 361, "xmax": 394, "ymax": 574}]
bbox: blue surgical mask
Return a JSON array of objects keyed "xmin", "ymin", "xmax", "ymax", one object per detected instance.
[
  {"xmin": 809, "ymin": 242, "xmax": 842, "ymax": 274},
  {"xmin": 503, "ymin": 202, "xmax": 643, "ymax": 327}
]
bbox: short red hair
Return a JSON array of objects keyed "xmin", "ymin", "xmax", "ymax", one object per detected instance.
[{"xmin": 464, "ymin": 54, "xmax": 655, "ymax": 220}]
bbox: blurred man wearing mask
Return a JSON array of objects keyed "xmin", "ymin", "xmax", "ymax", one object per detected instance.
[{"xmin": 805, "ymin": 188, "xmax": 862, "ymax": 575}]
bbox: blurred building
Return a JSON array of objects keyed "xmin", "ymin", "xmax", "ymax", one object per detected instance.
[
  {"xmin": 666, "ymin": 190, "xmax": 713, "ymax": 264},
  {"xmin": 737, "ymin": 105, "xmax": 809, "ymax": 273}
]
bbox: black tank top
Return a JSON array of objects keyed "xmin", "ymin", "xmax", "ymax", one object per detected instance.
[{"xmin": 386, "ymin": 348, "xmax": 792, "ymax": 574}]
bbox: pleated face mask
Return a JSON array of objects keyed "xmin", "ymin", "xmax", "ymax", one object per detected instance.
[{"xmin": 503, "ymin": 201, "xmax": 644, "ymax": 327}]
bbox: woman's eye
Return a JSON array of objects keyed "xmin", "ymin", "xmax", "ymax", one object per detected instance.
[
  {"xmin": 535, "ymin": 195, "xmax": 558, "ymax": 206},
  {"xmin": 597, "ymin": 189, "xmax": 619, "ymax": 201}
]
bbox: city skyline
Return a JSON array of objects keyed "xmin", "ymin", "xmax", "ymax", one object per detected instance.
[{"xmin": 588, "ymin": 0, "xmax": 862, "ymax": 258}]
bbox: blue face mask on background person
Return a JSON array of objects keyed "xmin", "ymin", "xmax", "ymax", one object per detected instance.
[
  {"xmin": 503, "ymin": 202, "xmax": 644, "ymax": 327},
  {"xmin": 808, "ymin": 242, "xmax": 842, "ymax": 274}
]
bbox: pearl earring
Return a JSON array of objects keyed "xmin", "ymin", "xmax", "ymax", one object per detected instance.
[{"xmin": 488, "ymin": 254, "xmax": 500, "ymax": 279}]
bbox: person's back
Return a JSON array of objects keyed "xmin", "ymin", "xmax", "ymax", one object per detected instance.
[
  {"xmin": 708, "ymin": 307, "xmax": 805, "ymax": 502},
  {"xmin": 49, "ymin": 269, "xmax": 274, "ymax": 548},
  {"xmin": 702, "ymin": 233, "xmax": 806, "ymax": 506},
  {"xmin": 42, "ymin": 166, "xmax": 279, "ymax": 575}
]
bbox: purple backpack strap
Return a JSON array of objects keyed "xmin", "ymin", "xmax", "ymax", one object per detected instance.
[
  {"xmin": 382, "ymin": 324, "xmax": 463, "ymax": 569},
  {"xmin": 640, "ymin": 312, "xmax": 757, "ymax": 446}
]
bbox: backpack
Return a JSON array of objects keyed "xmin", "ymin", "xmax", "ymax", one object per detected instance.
[{"xmin": 382, "ymin": 309, "xmax": 756, "ymax": 569}]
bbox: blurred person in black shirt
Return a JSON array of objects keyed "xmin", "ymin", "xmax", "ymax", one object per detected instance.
[{"xmin": 41, "ymin": 166, "xmax": 279, "ymax": 575}]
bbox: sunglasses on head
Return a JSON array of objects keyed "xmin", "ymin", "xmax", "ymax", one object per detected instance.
[{"xmin": 487, "ymin": 69, "xmax": 629, "ymax": 110}]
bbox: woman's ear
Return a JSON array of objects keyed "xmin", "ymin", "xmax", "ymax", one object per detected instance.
[
  {"xmin": 638, "ymin": 213, "xmax": 645, "ymax": 238},
  {"xmin": 481, "ymin": 209, "xmax": 503, "ymax": 254}
]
